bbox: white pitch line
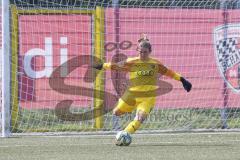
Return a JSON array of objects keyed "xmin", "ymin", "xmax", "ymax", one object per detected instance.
[{"xmin": 35, "ymin": 132, "xmax": 240, "ymax": 138}]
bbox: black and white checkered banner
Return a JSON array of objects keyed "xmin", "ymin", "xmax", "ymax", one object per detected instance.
[{"xmin": 213, "ymin": 24, "xmax": 240, "ymax": 93}]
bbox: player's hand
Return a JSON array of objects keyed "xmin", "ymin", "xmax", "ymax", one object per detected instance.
[
  {"xmin": 180, "ymin": 77, "xmax": 192, "ymax": 92},
  {"xmin": 92, "ymin": 63, "xmax": 103, "ymax": 70}
]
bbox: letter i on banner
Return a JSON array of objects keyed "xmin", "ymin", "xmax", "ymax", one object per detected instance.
[{"xmin": 60, "ymin": 37, "xmax": 68, "ymax": 77}]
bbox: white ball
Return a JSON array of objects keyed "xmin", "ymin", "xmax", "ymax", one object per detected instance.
[{"xmin": 115, "ymin": 131, "xmax": 132, "ymax": 146}]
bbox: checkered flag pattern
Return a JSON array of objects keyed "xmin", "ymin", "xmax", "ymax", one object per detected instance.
[{"xmin": 216, "ymin": 38, "xmax": 238, "ymax": 70}]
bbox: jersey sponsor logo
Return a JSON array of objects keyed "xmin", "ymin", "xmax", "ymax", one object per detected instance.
[
  {"xmin": 213, "ymin": 23, "xmax": 240, "ymax": 93},
  {"xmin": 137, "ymin": 70, "xmax": 154, "ymax": 76}
]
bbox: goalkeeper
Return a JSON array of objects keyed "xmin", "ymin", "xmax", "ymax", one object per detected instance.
[{"xmin": 93, "ymin": 34, "xmax": 192, "ymax": 136}]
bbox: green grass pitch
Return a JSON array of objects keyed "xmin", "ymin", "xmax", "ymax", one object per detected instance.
[{"xmin": 1, "ymin": 132, "xmax": 240, "ymax": 160}]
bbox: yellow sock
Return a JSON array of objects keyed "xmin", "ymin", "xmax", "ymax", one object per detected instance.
[{"xmin": 124, "ymin": 120, "xmax": 141, "ymax": 134}]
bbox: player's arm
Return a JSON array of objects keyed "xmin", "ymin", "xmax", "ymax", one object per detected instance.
[
  {"xmin": 92, "ymin": 61, "xmax": 130, "ymax": 71},
  {"xmin": 158, "ymin": 63, "xmax": 192, "ymax": 92}
]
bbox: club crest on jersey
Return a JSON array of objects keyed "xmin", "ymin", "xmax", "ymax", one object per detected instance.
[
  {"xmin": 151, "ymin": 64, "xmax": 156, "ymax": 69},
  {"xmin": 213, "ymin": 23, "xmax": 240, "ymax": 93}
]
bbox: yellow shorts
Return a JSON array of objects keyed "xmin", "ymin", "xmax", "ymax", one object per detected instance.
[{"xmin": 115, "ymin": 91, "xmax": 156, "ymax": 114}]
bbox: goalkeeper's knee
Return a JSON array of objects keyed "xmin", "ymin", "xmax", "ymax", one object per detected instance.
[
  {"xmin": 134, "ymin": 110, "xmax": 148, "ymax": 123},
  {"xmin": 113, "ymin": 108, "xmax": 125, "ymax": 116}
]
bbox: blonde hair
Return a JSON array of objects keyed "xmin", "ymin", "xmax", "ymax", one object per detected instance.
[{"xmin": 138, "ymin": 34, "xmax": 152, "ymax": 52}]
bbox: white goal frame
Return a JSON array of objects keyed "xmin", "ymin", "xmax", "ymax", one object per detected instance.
[{"xmin": 2, "ymin": 0, "xmax": 11, "ymax": 137}]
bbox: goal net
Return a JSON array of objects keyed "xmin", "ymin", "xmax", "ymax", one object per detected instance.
[{"xmin": 2, "ymin": 0, "xmax": 240, "ymax": 135}]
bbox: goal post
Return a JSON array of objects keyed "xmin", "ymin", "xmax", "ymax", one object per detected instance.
[
  {"xmin": 94, "ymin": 6, "xmax": 105, "ymax": 129},
  {"xmin": 2, "ymin": 0, "xmax": 11, "ymax": 137},
  {"xmin": 2, "ymin": 0, "xmax": 240, "ymax": 136},
  {"xmin": 7, "ymin": 5, "xmax": 105, "ymax": 133}
]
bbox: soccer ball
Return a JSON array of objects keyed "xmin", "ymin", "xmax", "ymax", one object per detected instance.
[{"xmin": 115, "ymin": 131, "xmax": 132, "ymax": 146}]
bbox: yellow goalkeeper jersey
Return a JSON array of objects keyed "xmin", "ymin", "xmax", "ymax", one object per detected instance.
[{"xmin": 103, "ymin": 56, "xmax": 181, "ymax": 92}]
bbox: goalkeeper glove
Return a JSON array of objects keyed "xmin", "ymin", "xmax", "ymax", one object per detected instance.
[
  {"xmin": 92, "ymin": 63, "xmax": 103, "ymax": 70},
  {"xmin": 180, "ymin": 77, "xmax": 192, "ymax": 92}
]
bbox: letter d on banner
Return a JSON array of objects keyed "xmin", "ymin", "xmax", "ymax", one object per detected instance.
[{"xmin": 24, "ymin": 37, "xmax": 53, "ymax": 78}]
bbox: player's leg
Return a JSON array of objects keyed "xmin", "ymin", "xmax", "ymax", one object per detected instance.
[
  {"xmin": 112, "ymin": 106, "xmax": 127, "ymax": 130},
  {"xmin": 124, "ymin": 109, "xmax": 148, "ymax": 134},
  {"xmin": 124, "ymin": 97, "xmax": 155, "ymax": 134},
  {"xmin": 113, "ymin": 106, "xmax": 127, "ymax": 116},
  {"xmin": 112, "ymin": 97, "xmax": 136, "ymax": 130}
]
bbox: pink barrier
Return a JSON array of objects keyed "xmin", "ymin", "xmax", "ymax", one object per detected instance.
[
  {"xmin": 18, "ymin": 15, "xmax": 93, "ymax": 109},
  {"xmin": 104, "ymin": 8, "xmax": 240, "ymax": 109},
  {"xmin": 16, "ymin": 9, "xmax": 240, "ymax": 109}
]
